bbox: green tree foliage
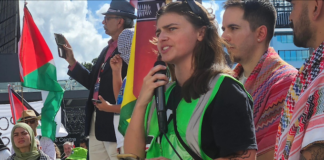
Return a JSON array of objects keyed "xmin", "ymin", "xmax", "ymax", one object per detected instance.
[
  {"xmin": 81, "ymin": 62, "xmax": 93, "ymax": 71},
  {"xmin": 92, "ymin": 58, "xmax": 98, "ymax": 65},
  {"xmin": 81, "ymin": 57, "xmax": 98, "ymax": 71},
  {"xmin": 69, "ymin": 58, "xmax": 97, "ymax": 80}
]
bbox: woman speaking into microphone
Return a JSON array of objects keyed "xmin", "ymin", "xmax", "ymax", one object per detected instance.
[{"xmin": 123, "ymin": 1, "xmax": 257, "ymax": 160}]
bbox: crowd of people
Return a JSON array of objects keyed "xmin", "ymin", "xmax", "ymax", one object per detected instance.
[
  {"xmin": 0, "ymin": 109, "xmax": 89, "ymax": 160},
  {"xmin": 1, "ymin": 0, "xmax": 324, "ymax": 159}
]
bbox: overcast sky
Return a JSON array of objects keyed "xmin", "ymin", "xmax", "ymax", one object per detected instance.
[{"xmin": 19, "ymin": 0, "xmax": 225, "ymax": 80}]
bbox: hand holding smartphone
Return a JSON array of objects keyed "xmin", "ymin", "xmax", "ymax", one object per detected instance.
[
  {"xmin": 54, "ymin": 33, "xmax": 66, "ymax": 58},
  {"xmin": 92, "ymin": 99, "xmax": 102, "ymax": 104}
]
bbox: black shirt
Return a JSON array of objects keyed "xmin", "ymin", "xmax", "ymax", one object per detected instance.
[{"xmin": 166, "ymin": 77, "xmax": 257, "ymax": 159}]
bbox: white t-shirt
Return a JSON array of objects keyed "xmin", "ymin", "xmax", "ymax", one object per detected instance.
[
  {"xmin": 39, "ymin": 136, "xmax": 56, "ymax": 160},
  {"xmin": 0, "ymin": 149, "xmax": 11, "ymax": 160}
]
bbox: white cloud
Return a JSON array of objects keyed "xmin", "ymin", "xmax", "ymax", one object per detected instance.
[
  {"xmin": 88, "ymin": 10, "xmax": 100, "ymax": 28},
  {"xmin": 202, "ymin": 1, "xmax": 223, "ymax": 35},
  {"xmin": 96, "ymin": 4, "xmax": 110, "ymax": 17},
  {"xmin": 219, "ymin": 9, "xmax": 225, "ymax": 35},
  {"xmin": 19, "ymin": 1, "xmax": 111, "ymax": 80},
  {"xmin": 202, "ymin": 0, "xmax": 219, "ymax": 15},
  {"xmin": 220, "ymin": 10, "xmax": 225, "ymax": 20}
]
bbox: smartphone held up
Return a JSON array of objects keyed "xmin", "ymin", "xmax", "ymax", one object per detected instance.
[
  {"xmin": 92, "ymin": 99, "xmax": 102, "ymax": 104},
  {"xmin": 54, "ymin": 33, "xmax": 66, "ymax": 59}
]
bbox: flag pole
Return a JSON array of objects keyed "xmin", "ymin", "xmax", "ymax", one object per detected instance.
[
  {"xmin": 21, "ymin": 85, "xmax": 25, "ymax": 120},
  {"xmin": 8, "ymin": 85, "xmax": 17, "ymax": 124},
  {"xmin": 23, "ymin": 0, "xmax": 26, "ymax": 121}
]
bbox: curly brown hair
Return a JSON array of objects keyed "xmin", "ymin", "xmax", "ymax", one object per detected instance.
[{"xmin": 155, "ymin": 1, "xmax": 233, "ymax": 102}]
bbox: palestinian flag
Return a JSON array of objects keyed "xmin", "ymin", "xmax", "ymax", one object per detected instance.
[
  {"xmin": 8, "ymin": 84, "xmax": 40, "ymax": 124},
  {"xmin": 18, "ymin": 5, "xmax": 64, "ymax": 141},
  {"xmin": 118, "ymin": 0, "xmax": 166, "ymax": 136}
]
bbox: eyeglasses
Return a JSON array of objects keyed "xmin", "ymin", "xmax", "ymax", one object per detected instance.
[
  {"xmin": 104, "ymin": 16, "xmax": 121, "ymax": 21},
  {"xmin": 23, "ymin": 119, "xmax": 36, "ymax": 124}
]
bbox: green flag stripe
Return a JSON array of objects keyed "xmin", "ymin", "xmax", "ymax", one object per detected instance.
[
  {"xmin": 22, "ymin": 63, "xmax": 63, "ymax": 92},
  {"xmin": 22, "ymin": 63, "xmax": 64, "ymax": 141},
  {"xmin": 42, "ymin": 91, "xmax": 63, "ymax": 140},
  {"xmin": 119, "ymin": 100, "xmax": 137, "ymax": 136}
]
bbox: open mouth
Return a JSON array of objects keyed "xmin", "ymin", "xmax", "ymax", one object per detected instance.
[
  {"xmin": 162, "ymin": 46, "xmax": 170, "ymax": 51},
  {"xmin": 160, "ymin": 46, "xmax": 171, "ymax": 54}
]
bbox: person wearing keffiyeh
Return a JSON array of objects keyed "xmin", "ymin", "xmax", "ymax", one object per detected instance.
[
  {"xmin": 222, "ymin": 1, "xmax": 297, "ymax": 159},
  {"xmin": 275, "ymin": 0, "xmax": 324, "ymax": 160}
]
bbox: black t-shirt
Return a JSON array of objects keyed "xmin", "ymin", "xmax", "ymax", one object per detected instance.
[{"xmin": 166, "ymin": 77, "xmax": 257, "ymax": 159}]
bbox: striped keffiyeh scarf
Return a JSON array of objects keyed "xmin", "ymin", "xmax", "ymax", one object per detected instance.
[
  {"xmin": 233, "ymin": 47, "xmax": 297, "ymax": 155},
  {"xmin": 275, "ymin": 42, "xmax": 324, "ymax": 160},
  {"xmin": 118, "ymin": 28, "xmax": 134, "ymax": 65}
]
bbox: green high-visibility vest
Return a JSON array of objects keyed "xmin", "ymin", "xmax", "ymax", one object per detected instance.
[{"xmin": 144, "ymin": 74, "xmax": 251, "ymax": 160}]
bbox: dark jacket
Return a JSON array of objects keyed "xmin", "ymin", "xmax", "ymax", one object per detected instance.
[{"xmin": 68, "ymin": 46, "xmax": 128, "ymax": 141}]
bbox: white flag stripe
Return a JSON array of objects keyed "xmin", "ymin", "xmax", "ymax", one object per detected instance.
[{"xmin": 41, "ymin": 91, "xmax": 68, "ymax": 137}]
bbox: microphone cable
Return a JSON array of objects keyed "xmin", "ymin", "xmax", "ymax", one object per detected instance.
[{"xmin": 163, "ymin": 133, "xmax": 183, "ymax": 160}]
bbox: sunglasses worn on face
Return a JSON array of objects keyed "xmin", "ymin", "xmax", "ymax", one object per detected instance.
[{"xmin": 23, "ymin": 119, "xmax": 36, "ymax": 124}]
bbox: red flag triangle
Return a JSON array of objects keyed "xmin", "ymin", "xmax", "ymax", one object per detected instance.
[
  {"xmin": 19, "ymin": 5, "xmax": 53, "ymax": 81},
  {"xmin": 8, "ymin": 85, "xmax": 40, "ymax": 124}
]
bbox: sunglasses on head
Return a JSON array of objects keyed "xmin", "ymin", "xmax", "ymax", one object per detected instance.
[
  {"xmin": 23, "ymin": 119, "xmax": 36, "ymax": 124},
  {"xmin": 183, "ymin": 0, "xmax": 203, "ymax": 18}
]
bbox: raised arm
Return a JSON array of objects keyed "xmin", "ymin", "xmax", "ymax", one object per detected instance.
[
  {"xmin": 63, "ymin": 37, "xmax": 94, "ymax": 89},
  {"xmin": 110, "ymin": 54, "xmax": 123, "ymax": 101},
  {"xmin": 124, "ymin": 65, "xmax": 168, "ymax": 159}
]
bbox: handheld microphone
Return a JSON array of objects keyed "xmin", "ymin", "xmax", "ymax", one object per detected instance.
[{"xmin": 154, "ymin": 61, "xmax": 168, "ymax": 134}]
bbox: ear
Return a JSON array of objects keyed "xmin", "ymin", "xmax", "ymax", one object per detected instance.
[
  {"xmin": 118, "ymin": 18, "xmax": 125, "ymax": 29},
  {"xmin": 197, "ymin": 26, "xmax": 206, "ymax": 41},
  {"xmin": 256, "ymin": 25, "xmax": 267, "ymax": 43},
  {"xmin": 312, "ymin": 0, "xmax": 323, "ymax": 20}
]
